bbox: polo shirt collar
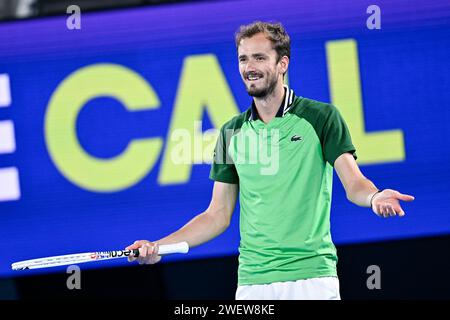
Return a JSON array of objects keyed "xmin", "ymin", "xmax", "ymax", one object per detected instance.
[{"xmin": 249, "ymin": 85, "xmax": 296, "ymax": 121}]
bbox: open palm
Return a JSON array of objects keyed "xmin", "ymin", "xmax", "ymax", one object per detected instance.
[{"xmin": 372, "ymin": 189, "xmax": 415, "ymax": 218}]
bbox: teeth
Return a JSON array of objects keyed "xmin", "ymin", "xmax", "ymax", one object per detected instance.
[{"xmin": 248, "ymin": 75, "xmax": 260, "ymax": 80}]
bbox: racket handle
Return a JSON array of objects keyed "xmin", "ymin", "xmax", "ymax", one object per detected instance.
[{"xmin": 132, "ymin": 241, "xmax": 189, "ymax": 257}]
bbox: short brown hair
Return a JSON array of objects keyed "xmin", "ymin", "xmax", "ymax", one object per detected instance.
[{"xmin": 235, "ymin": 21, "xmax": 291, "ymax": 62}]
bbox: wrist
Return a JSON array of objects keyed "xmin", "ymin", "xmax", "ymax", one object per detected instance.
[{"xmin": 369, "ymin": 189, "xmax": 382, "ymax": 208}]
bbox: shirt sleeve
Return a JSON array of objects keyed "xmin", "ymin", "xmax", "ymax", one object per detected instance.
[
  {"xmin": 321, "ymin": 105, "xmax": 357, "ymax": 166},
  {"xmin": 209, "ymin": 125, "xmax": 239, "ymax": 184}
]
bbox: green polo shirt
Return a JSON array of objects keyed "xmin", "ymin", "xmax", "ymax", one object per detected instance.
[{"xmin": 210, "ymin": 86, "xmax": 357, "ymax": 286}]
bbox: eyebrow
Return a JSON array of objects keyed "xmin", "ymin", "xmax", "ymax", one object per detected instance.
[{"xmin": 238, "ymin": 53, "xmax": 269, "ymax": 59}]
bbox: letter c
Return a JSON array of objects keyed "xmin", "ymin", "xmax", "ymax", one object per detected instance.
[{"xmin": 44, "ymin": 63, "xmax": 163, "ymax": 192}]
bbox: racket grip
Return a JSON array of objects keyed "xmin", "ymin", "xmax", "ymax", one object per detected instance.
[
  {"xmin": 158, "ymin": 242, "xmax": 189, "ymax": 255},
  {"xmin": 131, "ymin": 242, "xmax": 189, "ymax": 257}
]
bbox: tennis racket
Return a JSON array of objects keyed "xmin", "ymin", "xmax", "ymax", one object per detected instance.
[{"xmin": 11, "ymin": 241, "xmax": 189, "ymax": 270}]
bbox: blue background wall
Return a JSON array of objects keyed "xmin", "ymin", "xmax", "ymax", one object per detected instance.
[{"xmin": 0, "ymin": 0, "xmax": 449, "ymax": 278}]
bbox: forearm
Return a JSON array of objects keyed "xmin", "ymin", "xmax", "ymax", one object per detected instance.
[
  {"xmin": 346, "ymin": 178, "xmax": 380, "ymax": 207},
  {"xmin": 155, "ymin": 211, "xmax": 229, "ymax": 248}
]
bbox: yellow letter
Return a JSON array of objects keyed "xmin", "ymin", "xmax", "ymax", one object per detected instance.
[
  {"xmin": 158, "ymin": 54, "xmax": 240, "ymax": 185},
  {"xmin": 326, "ymin": 39, "xmax": 405, "ymax": 164},
  {"xmin": 45, "ymin": 63, "xmax": 163, "ymax": 192}
]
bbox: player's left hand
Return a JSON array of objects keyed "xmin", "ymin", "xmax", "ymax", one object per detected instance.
[{"xmin": 371, "ymin": 189, "xmax": 415, "ymax": 218}]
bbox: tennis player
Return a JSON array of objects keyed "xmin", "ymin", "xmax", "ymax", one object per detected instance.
[{"xmin": 127, "ymin": 21, "xmax": 415, "ymax": 300}]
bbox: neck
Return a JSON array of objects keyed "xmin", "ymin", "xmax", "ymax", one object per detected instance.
[{"xmin": 253, "ymin": 82, "xmax": 285, "ymax": 124}]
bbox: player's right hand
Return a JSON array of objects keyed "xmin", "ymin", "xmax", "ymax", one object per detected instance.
[{"xmin": 125, "ymin": 240, "xmax": 161, "ymax": 265}]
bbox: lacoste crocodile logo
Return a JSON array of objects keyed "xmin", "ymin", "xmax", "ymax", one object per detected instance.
[{"xmin": 291, "ymin": 135, "xmax": 303, "ymax": 142}]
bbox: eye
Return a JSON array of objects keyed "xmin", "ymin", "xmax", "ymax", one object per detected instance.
[
  {"xmin": 239, "ymin": 57, "xmax": 247, "ymax": 63},
  {"xmin": 256, "ymin": 56, "xmax": 265, "ymax": 61}
]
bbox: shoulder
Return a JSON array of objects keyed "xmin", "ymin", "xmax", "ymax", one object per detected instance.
[{"xmin": 289, "ymin": 96, "xmax": 338, "ymax": 121}]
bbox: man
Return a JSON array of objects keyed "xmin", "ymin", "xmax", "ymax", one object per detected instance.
[{"xmin": 126, "ymin": 21, "xmax": 415, "ymax": 300}]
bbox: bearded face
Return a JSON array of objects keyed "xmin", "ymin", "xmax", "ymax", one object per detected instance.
[
  {"xmin": 242, "ymin": 66, "xmax": 279, "ymax": 98},
  {"xmin": 238, "ymin": 33, "xmax": 286, "ymax": 99}
]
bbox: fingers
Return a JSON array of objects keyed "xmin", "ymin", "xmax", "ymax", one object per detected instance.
[
  {"xmin": 126, "ymin": 240, "xmax": 149, "ymax": 262},
  {"xmin": 372, "ymin": 190, "xmax": 412, "ymax": 218},
  {"xmin": 138, "ymin": 242, "xmax": 161, "ymax": 265},
  {"xmin": 147, "ymin": 243, "xmax": 161, "ymax": 264},
  {"xmin": 379, "ymin": 204, "xmax": 391, "ymax": 218},
  {"xmin": 126, "ymin": 241, "xmax": 161, "ymax": 265},
  {"xmin": 395, "ymin": 191, "xmax": 415, "ymax": 202},
  {"xmin": 138, "ymin": 243, "xmax": 149, "ymax": 265},
  {"xmin": 375, "ymin": 204, "xmax": 385, "ymax": 217},
  {"xmin": 126, "ymin": 240, "xmax": 148, "ymax": 250},
  {"xmin": 376, "ymin": 203, "xmax": 405, "ymax": 218}
]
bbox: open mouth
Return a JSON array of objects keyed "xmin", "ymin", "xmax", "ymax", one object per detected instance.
[{"xmin": 246, "ymin": 73, "xmax": 263, "ymax": 82}]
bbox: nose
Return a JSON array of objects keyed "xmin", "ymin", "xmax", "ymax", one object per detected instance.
[{"xmin": 244, "ymin": 60, "xmax": 257, "ymax": 75}]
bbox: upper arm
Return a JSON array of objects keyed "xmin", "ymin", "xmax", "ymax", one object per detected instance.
[
  {"xmin": 209, "ymin": 123, "xmax": 240, "ymax": 184},
  {"xmin": 321, "ymin": 106, "xmax": 357, "ymax": 166},
  {"xmin": 206, "ymin": 181, "xmax": 238, "ymax": 226},
  {"xmin": 207, "ymin": 120, "xmax": 241, "ymax": 226},
  {"xmin": 334, "ymin": 152, "xmax": 366, "ymax": 193}
]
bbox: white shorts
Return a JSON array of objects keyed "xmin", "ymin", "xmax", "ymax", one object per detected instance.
[{"xmin": 235, "ymin": 276, "xmax": 341, "ymax": 300}]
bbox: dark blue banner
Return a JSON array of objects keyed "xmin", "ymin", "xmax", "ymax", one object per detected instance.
[{"xmin": 1, "ymin": 0, "xmax": 449, "ymax": 277}]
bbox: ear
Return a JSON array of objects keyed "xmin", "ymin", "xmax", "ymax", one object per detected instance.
[{"xmin": 278, "ymin": 56, "xmax": 289, "ymax": 75}]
